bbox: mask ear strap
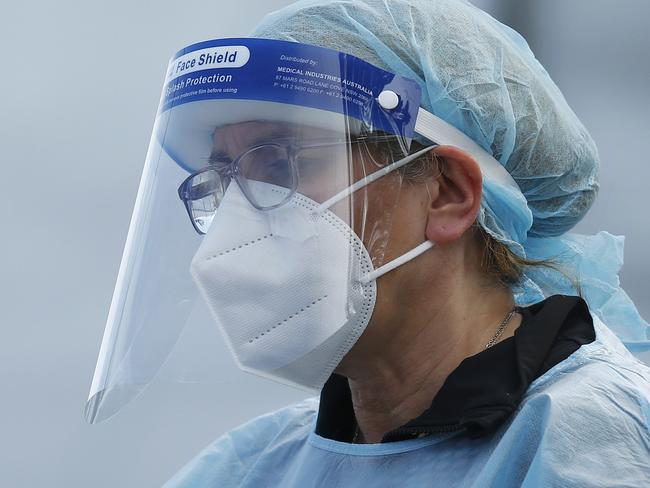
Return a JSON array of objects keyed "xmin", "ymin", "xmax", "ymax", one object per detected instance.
[
  {"xmin": 314, "ymin": 144, "xmax": 438, "ymax": 214},
  {"xmin": 310, "ymin": 143, "xmax": 438, "ymax": 283},
  {"xmin": 359, "ymin": 240, "xmax": 434, "ymax": 284}
]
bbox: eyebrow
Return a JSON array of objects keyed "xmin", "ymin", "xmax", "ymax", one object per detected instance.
[
  {"xmin": 208, "ymin": 148, "xmax": 232, "ymax": 163},
  {"xmin": 210, "ymin": 124, "xmax": 302, "ymax": 160}
]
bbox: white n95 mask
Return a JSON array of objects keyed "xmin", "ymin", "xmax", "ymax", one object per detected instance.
[
  {"xmin": 190, "ymin": 172, "xmax": 435, "ymax": 391},
  {"xmin": 190, "ymin": 180, "xmax": 376, "ymax": 390}
]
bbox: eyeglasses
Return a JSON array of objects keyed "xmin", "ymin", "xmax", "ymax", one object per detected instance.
[{"xmin": 177, "ymin": 135, "xmax": 406, "ymax": 234}]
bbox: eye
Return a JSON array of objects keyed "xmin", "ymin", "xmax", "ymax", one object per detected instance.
[
  {"xmin": 268, "ymin": 157, "xmax": 290, "ymax": 170},
  {"xmin": 239, "ymin": 145, "xmax": 293, "ymax": 189}
]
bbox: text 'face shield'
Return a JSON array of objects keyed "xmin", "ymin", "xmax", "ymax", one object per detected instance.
[{"xmin": 85, "ymin": 38, "xmax": 423, "ymax": 423}]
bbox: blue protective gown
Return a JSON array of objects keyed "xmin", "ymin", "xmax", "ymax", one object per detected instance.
[{"xmin": 165, "ymin": 316, "xmax": 650, "ymax": 487}]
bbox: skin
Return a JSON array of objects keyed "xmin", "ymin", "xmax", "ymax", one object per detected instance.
[
  {"xmin": 212, "ymin": 121, "xmax": 522, "ymax": 444},
  {"xmin": 336, "ymin": 144, "xmax": 522, "ymax": 443}
]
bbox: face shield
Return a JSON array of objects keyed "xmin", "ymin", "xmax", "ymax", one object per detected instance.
[{"xmin": 85, "ymin": 38, "xmax": 519, "ymax": 424}]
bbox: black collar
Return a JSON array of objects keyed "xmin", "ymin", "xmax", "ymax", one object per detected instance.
[{"xmin": 315, "ymin": 295, "xmax": 595, "ymax": 443}]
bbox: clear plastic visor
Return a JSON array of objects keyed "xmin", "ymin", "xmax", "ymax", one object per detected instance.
[{"xmin": 85, "ymin": 98, "xmax": 412, "ymax": 423}]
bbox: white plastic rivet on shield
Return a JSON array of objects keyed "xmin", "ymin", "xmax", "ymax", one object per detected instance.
[{"xmin": 377, "ymin": 90, "xmax": 400, "ymax": 110}]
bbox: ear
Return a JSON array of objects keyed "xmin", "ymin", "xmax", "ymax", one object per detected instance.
[{"xmin": 424, "ymin": 145, "xmax": 483, "ymax": 244}]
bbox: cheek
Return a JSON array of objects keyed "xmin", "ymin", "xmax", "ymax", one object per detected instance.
[
  {"xmin": 358, "ymin": 180, "xmax": 430, "ymax": 267},
  {"xmin": 319, "ymin": 148, "xmax": 429, "ymax": 266}
]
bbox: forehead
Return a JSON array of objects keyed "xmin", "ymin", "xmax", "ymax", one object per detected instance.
[{"xmin": 211, "ymin": 121, "xmax": 345, "ymax": 157}]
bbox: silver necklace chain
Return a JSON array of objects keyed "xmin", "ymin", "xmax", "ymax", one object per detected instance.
[
  {"xmin": 351, "ymin": 307, "xmax": 520, "ymax": 444},
  {"xmin": 484, "ymin": 307, "xmax": 519, "ymax": 350}
]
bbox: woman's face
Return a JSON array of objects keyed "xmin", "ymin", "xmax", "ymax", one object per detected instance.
[
  {"xmin": 209, "ymin": 119, "xmax": 484, "ymax": 371},
  {"xmin": 210, "ymin": 120, "xmax": 430, "ymax": 269}
]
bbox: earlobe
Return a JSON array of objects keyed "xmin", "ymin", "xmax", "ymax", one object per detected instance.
[{"xmin": 424, "ymin": 146, "xmax": 483, "ymax": 244}]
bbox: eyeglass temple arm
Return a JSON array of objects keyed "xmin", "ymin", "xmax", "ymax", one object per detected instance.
[{"xmin": 314, "ymin": 144, "xmax": 438, "ymax": 213}]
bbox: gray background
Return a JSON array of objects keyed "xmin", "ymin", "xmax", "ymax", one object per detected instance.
[{"xmin": 1, "ymin": 0, "xmax": 648, "ymax": 486}]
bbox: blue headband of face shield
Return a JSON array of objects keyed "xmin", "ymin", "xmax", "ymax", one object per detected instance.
[{"xmin": 159, "ymin": 37, "xmax": 528, "ymax": 233}]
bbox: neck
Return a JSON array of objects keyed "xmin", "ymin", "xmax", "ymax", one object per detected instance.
[{"xmin": 336, "ymin": 257, "xmax": 521, "ymax": 444}]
